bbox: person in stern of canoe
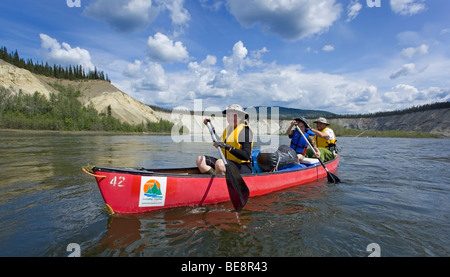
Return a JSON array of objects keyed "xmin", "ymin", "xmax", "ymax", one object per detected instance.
[
  {"xmin": 307, "ymin": 117, "xmax": 337, "ymax": 162},
  {"xmin": 286, "ymin": 117, "xmax": 320, "ymax": 163},
  {"xmin": 196, "ymin": 104, "xmax": 254, "ymax": 175}
]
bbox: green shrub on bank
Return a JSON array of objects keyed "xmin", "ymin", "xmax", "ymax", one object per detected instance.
[
  {"xmin": 0, "ymin": 85, "xmax": 173, "ymax": 133},
  {"xmin": 330, "ymin": 122, "xmax": 441, "ymax": 138}
]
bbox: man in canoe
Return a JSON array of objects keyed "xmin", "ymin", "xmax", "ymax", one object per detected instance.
[
  {"xmin": 196, "ymin": 104, "xmax": 254, "ymax": 175},
  {"xmin": 286, "ymin": 117, "xmax": 320, "ymax": 162},
  {"xmin": 307, "ymin": 117, "xmax": 337, "ymax": 162}
]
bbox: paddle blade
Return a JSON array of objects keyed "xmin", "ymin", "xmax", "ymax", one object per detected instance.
[
  {"xmin": 318, "ymin": 158, "xmax": 341, "ymax": 184},
  {"xmin": 327, "ymin": 172, "xmax": 341, "ymax": 184},
  {"xmin": 225, "ymin": 163, "xmax": 249, "ymax": 211}
]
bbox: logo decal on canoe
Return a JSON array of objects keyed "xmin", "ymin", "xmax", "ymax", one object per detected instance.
[{"xmin": 139, "ymin": 177, "xmax": 167, "ymax": 207}]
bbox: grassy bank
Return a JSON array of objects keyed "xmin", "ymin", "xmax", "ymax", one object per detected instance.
[{"xmin": 330, "ymin": 123, "xmax": 442, "ymax": 138}]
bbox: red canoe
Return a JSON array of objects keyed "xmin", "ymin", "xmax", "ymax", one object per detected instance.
[{"xmin": 83, "ymin": 154, "xmax": 340, "ymax": 214}]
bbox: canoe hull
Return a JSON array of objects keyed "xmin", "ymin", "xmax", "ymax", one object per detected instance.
[{"xmin": 90, "ymin": 154, "xmax": 340, "ymax": 214}]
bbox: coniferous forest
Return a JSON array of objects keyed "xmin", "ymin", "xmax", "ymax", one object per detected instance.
[{"xmin": 0, "ymin": 46, "xmax": 110, "ymax": 82}]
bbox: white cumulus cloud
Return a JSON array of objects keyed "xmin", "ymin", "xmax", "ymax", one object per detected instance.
[
  {"xmin": 227, "ymin": 0, "xmax": 342, "ymax": 40},
  {"xmin": 322, "ymin": 45, "xmax": 335, "ymax": 52},
  {"xmin": 83, "ymin": 0, "xmax": 161, "ymax": 32},
  {"xmin": 147, "ymin": 32, "xmax": 189, "ymax": 63},
  {"xmin": 123, "ymin": 60, "xmax": 142, "ymax": 78},
  {"xmin": 400, "ymin": 44, "xmax": 429, "ymax": 59},
  {"xmin": 346, "ymin": 0, "xmax": 362, "ymax": 22},
  {"xmin": 390, "ymin": 0, "xmax": 426, "ymax": 16},
  {"xmin": 162, "ymin": 0, "xmax": 190, "ymax": 25},
  {"xmin": 39, "ymin": 33, "xmax": 94, "ymax": 71},
  {"xmin": 223, "ymin": 41, "xmax": 248, "ymax": 72},
  {"xmin": 381, "ymin": 84, "xmax": 446, "ymax": 104},
  {"xmin": 390, "ymin": 63, "xmax": 416, "ymax": 79}
]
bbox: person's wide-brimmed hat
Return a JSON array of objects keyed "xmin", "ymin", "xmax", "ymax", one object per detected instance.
[
  {"xmin": 294, "ymin": 117, "xmax": 310, "ymax": 129},
  {"xmin": 313, "ymin": 117, "xmax": 330, "ymax": 125},
  {"xmin": 222, "ymin": 104, "xmax": 249, "ymax": 119}
]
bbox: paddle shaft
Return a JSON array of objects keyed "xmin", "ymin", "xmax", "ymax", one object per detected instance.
[
  {"xmin": 206, "ymin": 121, "xmax": 228, "ymax": 163},
  {"xmin": 205, "ymin": 121, "xmax": 249, "ymax": 210},
  {"xmin": 295, "ymin": 125, "xmax": 339, "ymax": 183},
  {"xmin": 295, "ymin": 125, "xmax": 318, "ymax": 156}
]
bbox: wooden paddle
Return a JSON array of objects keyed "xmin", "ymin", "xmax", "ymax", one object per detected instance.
[
  {"xmin": 295, "ymin": 125, "xmax": 341, "ymax": 184},
  {"xmin": 205, "ymin": 121, "xmax": 249, "ymax": 211}
]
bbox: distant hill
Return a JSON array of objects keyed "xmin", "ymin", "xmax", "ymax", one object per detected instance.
[
  {"xmin": 0, "ymin": 59, "xmax": 160, "ymax": 126},
  {"xmin": 168, "ymin": 105, "xmax": 336, "ymax": 119},
  {"xmin": 253, "ymin": 106, "xmax": 336, "ymax": 120},
  {"xmin": 330, "ymin": 106, "xmax": 450, "ymax": 137}
]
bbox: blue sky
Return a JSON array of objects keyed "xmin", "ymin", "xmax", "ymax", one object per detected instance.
[{"xmin": 1, "ymin": 0, "xmax": 449, "ymax": 114}]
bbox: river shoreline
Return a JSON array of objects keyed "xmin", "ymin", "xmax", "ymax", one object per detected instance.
[
  {"xmin": 0, "ymin": 128, "xmax": 171, "ymax": 136},
  {"xmin": 1, "ymin": 128, "xmax": 444, "ymax": 138}
]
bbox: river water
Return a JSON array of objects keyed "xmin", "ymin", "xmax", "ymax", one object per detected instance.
[{"xmin": 0, "ymin": 131, "xmax": 449, "ymax": 257}]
